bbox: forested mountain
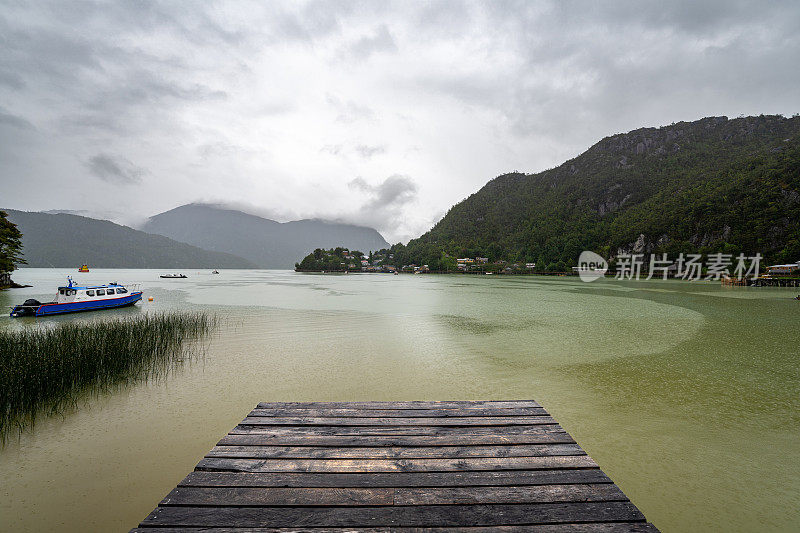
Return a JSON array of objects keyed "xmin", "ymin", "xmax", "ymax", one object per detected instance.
[
  {"xmin": 391, "ymin": 115, "xmax": 800, "ymax": 270},
  {"xmin": 142, "ymin": 204, "xmax": 389, "ymax": 269},
  {"xmin": 4, "ymin": 210, "xmax": 256, "ymax": 268}
]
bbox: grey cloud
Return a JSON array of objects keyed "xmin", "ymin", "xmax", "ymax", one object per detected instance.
[
  {"xmin": 196, "ymin": 141, "xmax": 259, "ymax": 162},
  {"xmin": 0, "ymin": 70, "xmax": 25, "ymax": 89},
  {"xmin": 579, "ymin": 0, "xmax": 800, "ymax": 35},
  {"xmin": 321, "ymin": 144, "xmax": 344, "ymax": 155},
  {"xmin": 111, "ymin": 75, "xmax": 228, "ymax": 105},
  {"xmin": 321, "ymin": 144, "xmax": 387, "ymax": 158},
  {"xmin": 86, "ymin": 154, "xmax": 146, "ymax": 185},
  {"xmin": 354, "ymin": 145, "xmax": 386, "ymax": 158},
  {"xmin": 0, "ymin": 107, "xmax": 39, "ymax": 166},
  {"xmin": 55, "ymin": 77, "xmax": 227, "ymax": 136},
  {"xmin": 0, "ymin": 18, "xmax": 109, "ymax": 90},
  {"xmin": 58, "ymin": 113, "xmax": 130, "ymax": 135},
  {"xmin": 346, "ymin": 25, "xmax": 397, "ymax": 60},
  {"xmin": 0, "ymin": 108, "xmax": 34, "ymax": 130},
  {"xmin": 350, "ymin": 175, "xmax": 418, "ymax": 210},
  {"xmin": 36, "ymin": 1, "xmax": 246, "ymax": 48},
  {"xmin": 191, "ymin": 200, "xmax": 300, "ymax": 224},
  {"xmin": 326, "ymin": 94, "xmax": 376, "ymax": 123},
  {"xmin": 0, "ymin": 6, "xmax": 229, "ymax": 140},
  {"xmin": 346, "ymin": 175, "xmax": 419, "ymax": 239},
  {"xmin": 41, "ymin": 208, "xmax": 125, "ymax": 222},
  {"xmin": 258, "ymin": 101, "xmax": 296, "ymax": 116}
]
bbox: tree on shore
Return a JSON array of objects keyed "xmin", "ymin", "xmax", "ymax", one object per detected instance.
[{"xmin": 0, "ymin": 210, "xmax": 25, "ymax": 273}]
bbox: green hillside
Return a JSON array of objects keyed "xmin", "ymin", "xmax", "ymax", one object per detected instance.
[
  {"xmin": 5, "ymin": 210, "xmax": 256, "ymax": 268},
  {"xmin": 391, "ymin": 115, "xmax": 800, "ymax": 270}
]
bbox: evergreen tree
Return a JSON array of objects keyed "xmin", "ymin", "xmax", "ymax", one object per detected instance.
[{"xmin": 0, "ymin": 210, "xmax": 25, "ymax": 273}]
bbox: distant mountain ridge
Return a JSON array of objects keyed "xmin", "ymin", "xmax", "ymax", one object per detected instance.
[
  {"xmin": 5, "ymin": 209, "xmax": 256, "ymax": 268},
  {"xmin": 142, "ymin": 204, "xmax": 390, "ymax": 268},
  {"xmin": 390, "ymin": 115, "xmax": 800, "ymax": 270}
]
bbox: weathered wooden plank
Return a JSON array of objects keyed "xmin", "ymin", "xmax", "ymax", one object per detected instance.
[
  {"xmin": 393, "ymin": 484, "xmax": 627, "ymax": 505},
  {"xmin": 134, "ymin": 526, "xmax": 394, "ymax": 533},
  {"xmin": 161, "ymin": 486, "xmax": 393, "ymax": 506},
  {"xmin": 139, "ymin": 501, "xmax": 645, "ymax": 527},
  {"xmin": 255, "ymin": 400, "xmax": 541, "ymax": 410},
  {"xmin": 229, "ymin": 417, "xmax": 564, "ymax": 437},
  {"xmin": 248, "ymin": 407, "xmax": 549, "ymax": 418},
  {"xmin": 220, "ymin": 430, "xmax": 574, "ymax": 446},
  {"xmin": 128, "ymin": 526, "xmax": 396, "ymax": 533},
  {"xmin": 419, "ymin": 523, "xmax": 661, "ymax": 532},
  {"xmin": 207, "ymin": 444, "xmax": 585, "ymax": 459},
  {"xmin": 196, "ymin": 455, "xmax": 598, "ymax": 473},
  {"xmin": 239, "ymin": 416, "xmax": 555, "ymax": 427},
  {"xmin": 408, "ymin": 526, "xmax": 660, "ymax": 533},
  {"xmin": 179, "ymin": 469, "xmax": 613, "ymax": 488},
  {"xmin": 160, "ymin": 484, "xmax": 626, "ymax": 507},
  {"xmin": 133, "ymin": 524, "xmax": 659, "ymax": 532}
]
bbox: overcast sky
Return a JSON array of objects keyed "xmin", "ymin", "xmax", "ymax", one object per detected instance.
[{"xmin": 1, "ymin": 1, "xmax": 798, "ymax": 243}]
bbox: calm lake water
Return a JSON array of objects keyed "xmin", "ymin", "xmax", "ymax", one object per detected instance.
[{"xmin": 1, "ymin": 268, "xmax": 799, "ymax": 532}]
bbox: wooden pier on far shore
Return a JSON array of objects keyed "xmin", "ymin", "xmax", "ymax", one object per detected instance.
[{"xmin": 133, "ymin": 400, "xmax": 658, "ymax": 531}]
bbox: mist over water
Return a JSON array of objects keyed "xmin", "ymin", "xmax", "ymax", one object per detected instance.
[{"xmin": 1, "ymin": 269, "xmax": 798, "ymax": 532}]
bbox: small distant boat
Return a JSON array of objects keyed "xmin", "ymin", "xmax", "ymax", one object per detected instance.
[
  {"xmin": 78, "ymin": 264, "xmax": 89, "ymax": 272},
  {"xmin": 211, "ymin": 270, "xmax": 219, "ymax": 274},
  {"xmin": 160, "ymin": 273, "xmax": 187, "ymax": 279},
  {"xmin": 10, "ymin": 277, "xmax": 142, "ymax": 317}
]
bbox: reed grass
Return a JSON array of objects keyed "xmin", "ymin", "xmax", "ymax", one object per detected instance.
[{"xmin": 0, "ymin": 311, "xmax": 217, "ymax": 441}]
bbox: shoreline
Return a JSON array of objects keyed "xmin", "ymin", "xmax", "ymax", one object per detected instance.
[{"xmin": 295, "ymin": 269, "xmax": 800, "ymax": 286}]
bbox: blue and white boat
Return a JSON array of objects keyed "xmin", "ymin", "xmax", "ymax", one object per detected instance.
[{"xmin": 10, "ymin": 277, "xmax": 143, "ymax": 317}]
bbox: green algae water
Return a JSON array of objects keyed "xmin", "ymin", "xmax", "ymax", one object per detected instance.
[{"xmin": 1, "ymin": 268, "xmax": 798, "ymax": 532}]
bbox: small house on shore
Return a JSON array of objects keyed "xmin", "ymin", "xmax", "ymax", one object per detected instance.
[{"xmin": 766, "ymin": 262, "xmax": 800, "ymax": 276}]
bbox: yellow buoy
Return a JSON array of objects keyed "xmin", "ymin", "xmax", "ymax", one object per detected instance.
[{"xmin": 148, "ymin": 297, "xmax": 154, "ymax": 302}]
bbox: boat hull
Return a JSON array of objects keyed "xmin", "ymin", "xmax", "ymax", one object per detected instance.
[{"xmin": 11, "ymin": 292, "xmax": 143, "ymax": 317}]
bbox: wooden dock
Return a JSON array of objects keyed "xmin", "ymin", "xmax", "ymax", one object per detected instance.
[{"xmin": 133, "ymin": 401, "xmax": 658, "ymax": 531}]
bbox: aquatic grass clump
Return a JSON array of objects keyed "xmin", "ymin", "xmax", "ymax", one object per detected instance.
[{"xmin": 0, "ymin": 311, "xmax": 218, "ymax": 440}]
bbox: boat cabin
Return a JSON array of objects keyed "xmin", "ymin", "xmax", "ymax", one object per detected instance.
[{"xmin": 56, "ymin": 281, "xmax": 131, "ymax": 304}]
